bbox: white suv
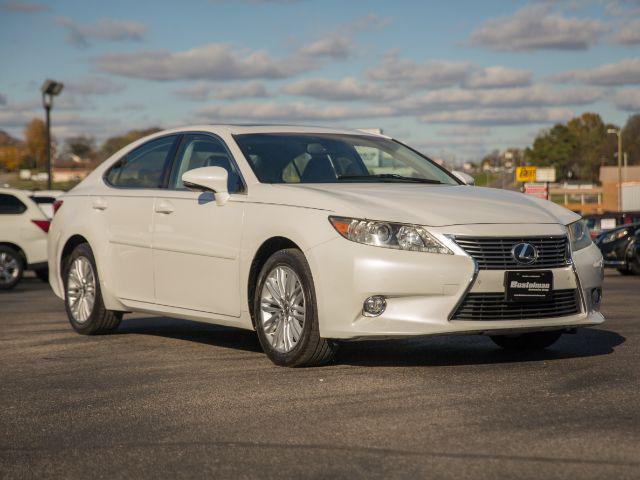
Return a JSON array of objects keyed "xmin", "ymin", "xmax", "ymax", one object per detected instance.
[
  {"xmin": 48, "ymin": 125, "xmax": 604, "ymax": 367},
  {"xmin": 0, "ymin": 188, "xmax": 51, "ymax": 289}
]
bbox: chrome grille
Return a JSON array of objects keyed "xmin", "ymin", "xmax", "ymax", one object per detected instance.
[
  {"xmin": 454, "ymin": 236, "xmax": 569, "ymax": 270},
  {"xmin": 452, "ymin": 289, "xmax": 580, "ymax": 321}
]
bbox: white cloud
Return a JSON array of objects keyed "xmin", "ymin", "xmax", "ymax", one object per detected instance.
[
  {"xmin": 296, "ymin": 35, "xmax": 352, "ymax": 60},
  {"xmin": 194, "ymin": 102, "xmax": 396, "ymax": 122},
  {"xmin": 606, "ymin": 0, "xmax": 640, "ymax": 17},
  {"xmin": 612, "ymin": 19, "xmax": 640, "ymax": 45},
  {"xmin": 464, "ymin": 66, "xmax": 533, "ymax": 89},
  {"xmin": 398, "ymin": 85, "xmax": 602, "ymax": 113},
  {"xmin": 173, "ymin": 82, "xmax": 269, "ymax": 101},
  {"xmin": 214, "ymin": 82, "xmax": 270, "ymax": 100},
  {"xmin": 0, "ymin": 110, "xmax": 32, "ymax": 128},
  {"xmin": 94, "ymin": 35, "xmax": 358, "ymax": 82},
  {"xmin": 438, "ymin": 125, "xmax": 491, "ymax": 136},
  {"xmin": 64, "ymin": 76, "xmax": 126, "ymax": 95},
  {"xmin": 419, "ymin": 108, "xmax": 574, "ymax": 126},
  {"xmin": 367, "ymin": 54, "xmax": 533, "ymax": 90},
  {"xmin": 0, "ymin": 93, "xmax": 6, "ymax": 105},
  {"xmin": 470, "ymin": 5, "xmax": 607, "ymax": 51},
  {"xmin": 95, "ymin": 43, "xmax": 313, "ymax": 81},
  {"xmin": 281, "ymin": 77, "xmax": 403, "ymax": 101},
  {"xmin": 1, "ymin": 1, "xmax": 47, "ymax": 12},
  {"xmin": 56, "ymin": 17, "xmax": 148, "ymax": 47},
  {"xmin": 551, "ymin": 58, "xmax": 640, "ymax": 85},
  {"xmin": 173, "ymin": 83, "xmax": 212, "ymax": 101},
  {"xmin": 367, "ymin": 53, "xmax": 473, "ymax": 88},
  {"xmin": 614, "ymin": 88, "xmax": 640, "ymax": 111},
  {"xmin": 346, "ymin": 13, "xmax": 392, "ymax": 32}
]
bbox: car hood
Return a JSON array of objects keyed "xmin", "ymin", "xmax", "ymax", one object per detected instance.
[{"xmin": 256, "ymin": 183, "xmax": 580, "ymax": 227}]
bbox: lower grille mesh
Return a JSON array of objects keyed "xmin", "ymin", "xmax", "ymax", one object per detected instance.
[{"xmin": 452, "ymin": 289, "xmax": 580, "ymax": 321}]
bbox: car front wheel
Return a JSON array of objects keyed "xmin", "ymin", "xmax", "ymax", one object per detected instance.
[
  {"xmin": 64, "ymin": 243, "xmax": 122, "ymax": 335},
  {"xmin": 490, "ymin": 331, "xmax": 562, "ymax": 351},
  {"xmin": 254, "ymin": 249, "xmax": 337, "ymax": 367},
  {"xmin": 0, "ymin": 246, "xmax": 23, "ymax": 290}
]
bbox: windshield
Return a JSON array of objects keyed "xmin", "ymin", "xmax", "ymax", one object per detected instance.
[{"xmin": 233, "ymin": 133, "xmax": 460, "ymax": 186}]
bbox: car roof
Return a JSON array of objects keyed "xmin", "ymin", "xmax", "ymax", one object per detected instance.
[{"xmin": 158, "ymin": 124, "xmax": 390, "ymax": 137}]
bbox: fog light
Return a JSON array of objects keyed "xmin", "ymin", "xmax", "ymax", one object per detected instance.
[
  {"xmin": 591, "ymin": 288, "xmax": 602, "ymax": 310},
  {"xmin": 363, "ymin": 295, "xmax": 386, "ymax": 317}
]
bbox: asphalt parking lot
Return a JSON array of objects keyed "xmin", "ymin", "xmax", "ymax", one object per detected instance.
[{"xmin": 1, "ymin": 271, "xmax": 639, "ymax": 479}]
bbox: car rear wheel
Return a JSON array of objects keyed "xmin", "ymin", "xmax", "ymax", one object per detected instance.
[
  {"xmin": 64, "ymin": 243, "xmax": 122, "ymax": 335},
  {"xmin": 0, "ymin": 246, "xmax": 23, "ymax": 290},
  {"xmin": 628, "ymin": 253, "xmax": 640, "ymax": 275},
  {"xmin": 490, "ymin": 331, "xmax": 562, "ymax": 351},
  {"xmin": 254, "ymin": 249, "xmax": 337, "ymax": 367}
]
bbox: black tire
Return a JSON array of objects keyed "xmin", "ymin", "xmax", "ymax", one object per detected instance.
[
  {"xmin": 0, "ymin": 246, "xmax": 24, "ymax": 290},
  {"xmin": 63, "ymin": 243, "xmax": 122, "ymax": 335},
  {"xmin": 617, "ymin": 267, "xmax": 633, "ymax": 276},
  {"xmin": 253, "ymin": 248, "xmax": 337, "ymax": 367},
  {"xmin": 628, "ymin": 253, "xmax": 640, "ymax": 275},
  {"xmin": 34, "ymin": 268, "xmax": 49, "ymax": 282},
  {"xmin": 490, "ymin": 330, "xmax": 562, "ymax": 351}
]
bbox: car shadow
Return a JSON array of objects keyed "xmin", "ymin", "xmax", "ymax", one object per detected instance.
[
  {"xmin": 334, "ymin": 328, "xmax": 625, "ymax": 367},
  {"xmin": 116, "ymin": 317, "xmax": 623, "ymax": 367},
  {"xmin": 116, "ymin": 316, "xmax": 262, "ymax": 353}
]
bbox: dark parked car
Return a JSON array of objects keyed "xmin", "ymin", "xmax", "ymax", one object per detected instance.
[{"xmin": 595, "ymin": 223, "xmax": 640, "ymax": 275}]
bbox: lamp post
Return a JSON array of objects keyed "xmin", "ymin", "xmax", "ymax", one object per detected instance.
[
  {"xmin": 607, "ymin": 128, "xmax": 623, "ymax": 212},
  {"xmin": 41, "ymin": 79, "xmax": 64, "ymax": 190}
]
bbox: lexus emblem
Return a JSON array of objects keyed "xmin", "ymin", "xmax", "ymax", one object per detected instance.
[{"xmin": 511, "ymin": 242, "xmax": 538, "ymax": 265}]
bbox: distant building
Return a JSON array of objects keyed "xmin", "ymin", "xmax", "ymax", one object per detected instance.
[
  {"xmin": 52, "ymin": 167, "xmax": 91, "ymax": 183},
  {"xmin": 599, "ymin": 166, "xmax": 640, "ymax": 212},
  {"xmin": 549, "ymin": 183, "xmax": 603, "ymax": 214}
]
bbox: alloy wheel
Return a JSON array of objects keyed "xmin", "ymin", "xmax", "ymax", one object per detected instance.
[
  {"xmin": 0, "ymin": 251, "xmax": 20, "ymax": 286},
  {"xmin": 259, "ymin": 265, "xmax": 306, "ymax": 353},
  {"xmin": 66, "ymin": 256, "xmax": 96, "ymax": 323}
]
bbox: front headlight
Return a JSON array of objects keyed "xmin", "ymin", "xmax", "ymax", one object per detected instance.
[
  {"xmin": 329, "ymin": 216, "xmax": 453, "ymax": 254},
  {"xmin": 567, "ymin": 219, "xmax": 592, "ymax": 251},
  {"xmin": 601, "ymin": 229, "xmax": 627, "ymax": 244}
]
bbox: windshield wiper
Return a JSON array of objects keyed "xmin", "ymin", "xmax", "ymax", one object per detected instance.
[{"xmin": 336, "ymin": 173, "xmax": 443, "ymax": 184}]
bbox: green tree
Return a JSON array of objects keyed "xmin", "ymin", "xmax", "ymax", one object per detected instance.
[
  {"xmin": 567, "ymin": 113, "xmax": 614, "ymax": 181},
  {"xmin": 64, "ymin": 135, "xmax": 97, "ymax": 161},
  {"xmin": 622, "ymin": 114, "xmax": 640, "ymax": 166},
  {"xmin": 524, "ymin": 124, "xmax": 577, "ymax": 179}
]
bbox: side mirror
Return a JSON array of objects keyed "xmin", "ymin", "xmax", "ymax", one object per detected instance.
[
  {"xmin": 182, "ymin": 166, "xmax": 230, "ymax": 206},
  {"xmin": 452, "ymin": 170, "xmax": 475, "ymax": 186}
]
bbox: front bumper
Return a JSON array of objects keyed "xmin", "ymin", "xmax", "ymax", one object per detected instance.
[
  {"xmin": 603, "ymin": 260, "xmax": 626, "ymax": 267},
  {"xmin": 307, "ymin": 224, "xmax": 604, "ymax": 339},
  {"xmin": 596, "ymin": 238, "xmax": 629, "ymax": 268}
]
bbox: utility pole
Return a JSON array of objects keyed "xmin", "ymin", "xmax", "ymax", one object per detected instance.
[
  {"xmin": 607, "ymin": 128, "xmax": 623, "ymax": 212},
  {"xmin": 41, "ymin": 80, "xmax": 64, "ymax": 190},
  {"xmin": 624, "ymin": 152, "xmax": 628, "ymax": 182},
  {"xmin": 44, "ymin": 103, "xmax": 51, "ymax": 189}
]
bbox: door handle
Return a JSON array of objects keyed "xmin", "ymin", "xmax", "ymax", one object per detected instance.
[
  {"xmin": 92, "ymin": 198, "xmax": 108, "ymax": 211},
  {"xmin": 155, "ymin": 200, "xmax": 175, "ymax": 214}
]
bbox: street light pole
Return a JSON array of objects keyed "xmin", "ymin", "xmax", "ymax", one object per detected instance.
[
  {"xmin": 607, "ymin": 128, "xmax": 623, "ymax": 212},
  {"xmin": 43, "ymin": 101, "xmax": 51, "ymax": 189},
  {"xmin": 40, "ymin": 80, "xmax": 64, "ymax": 190}
]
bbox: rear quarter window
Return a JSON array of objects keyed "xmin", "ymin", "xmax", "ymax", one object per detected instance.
[
  {"xmin": 0, "ymin": 194, "xmax": 27, "ymax": 214},
  {"xmin": 105, "ymin": 135, "xmax": 177, "ymax": 189}
]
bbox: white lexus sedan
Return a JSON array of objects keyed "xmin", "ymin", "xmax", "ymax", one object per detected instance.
[{"xmin": 48, "ymin": 125, "xmax": 604, "ymax": 367}]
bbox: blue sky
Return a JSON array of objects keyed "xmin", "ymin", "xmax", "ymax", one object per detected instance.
[{"xmin": 1, "ymin": 0, "xmax": 639, "ymax": 163}]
